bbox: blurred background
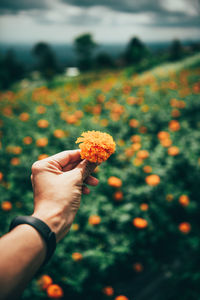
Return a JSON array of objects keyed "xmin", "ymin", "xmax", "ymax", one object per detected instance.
[{"xmin": 0, "ymin": 0, "xmax": 200, "ymax": 300}]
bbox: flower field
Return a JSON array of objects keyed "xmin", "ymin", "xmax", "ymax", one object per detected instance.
[{"xmin": 0, "ymin": 54, "xmax": 200, "ymax": 300}]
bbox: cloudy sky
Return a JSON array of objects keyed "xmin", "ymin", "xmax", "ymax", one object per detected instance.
[{"xmin": 0, "ymin": 0, "xmax": 199, "ymax": 44}]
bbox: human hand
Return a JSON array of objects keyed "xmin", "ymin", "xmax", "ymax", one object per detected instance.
[{"xmin": 31, "ymin": 150, "xmax": 98, "ymax": 242}]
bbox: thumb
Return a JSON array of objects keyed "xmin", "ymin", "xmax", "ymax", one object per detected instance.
[{"xmin": 74, "ymin": 159, "xmax": 98, "ymax": 182}]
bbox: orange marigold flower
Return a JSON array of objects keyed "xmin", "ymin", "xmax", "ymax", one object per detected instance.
[
  {"xmin": 140, "ymin": 203, "xmax": 149, "ymax": 211},
  {"xmin": 46, "ymin": 284, "xmax": 63, "ymax": 299},
  {"xmin": 1, "ymin": 201, "xmax": 12, "ymax": 211},
  {"xmin": 23, "ymin": 136, "xmax": 33, "ymax": 145},
  {"xmin": 137, "ymin": 150, "xmax": 149, "ymax": 159},
  {"xmin": 168, "ymin": 146, "xmax": 179, "ymax": 156},
  {"xmin": 129, "ymin": 119, "xmax": 139, "ymax": 128},
  {"xmin": 133, "ymin": 262, "xmax": 144, "ymax": 272},
  {"xmin": 130, "ymin": 135, "xmax": 141, "ymax": 143},
  {"xmin": 76, "ymin": 131, "xmax": 116, "ymax": 163},
  {"xmin": 179, "ymin": 222, "xmax": 191, "ymax": 234},
  {"xmin": 36, "ymin": 105, "xmax": 46, "ymax": 114},
  {"xmin": 145, "ymin": 174, "xmax": 160, "ymax": 186},
  {"xmin": 169, "ymin": 120, "xmax": 180, "ymax": 131},
  {"xmin": 103, "ymin": 286, "xmax": 114, "ymax": 296},
  {"xmin": 115, "ymin": 295, "xmax": 129, "ymax": 300},
  {"xmin": 12, "ymin": 146, "xmax": 22, "ymax": 155},
  {"xmin": 71, "ymin": 223, "xmax": 79, "ymax": 231},
  {"xmin": 179, "ymin": 195, "xmax": 190, "ymax": 207},
  {"xmin": 66, "ymin": 115, "xmax": 78, "ymax": 124},
  {"xmin": 36, "ymin": 137, "xmax": 48, "ymax": 147},
  {"xmin": 19, "ymin": 112, "xmax": 29, "ymax": 121},
  {"xmin": 72, "ymin": 252, "xmax": 83, "ymax": 261},
  {"xmin": 108, "ymin": 176, "xmax": 122, "ymax": 188},
  {"xmin": 160, "ymin": 138, "xmax": 172, "ymax": 148},
  {"xmin": 88, "ymin": 215, "xmax": 101, "ymax": 225},
  {"xmin": 37, "ymin": 119, "xmax": 49, "ymax": 128},
  {"xmin": 172, "ymin": 109, "xmax": 180, "ymax": 118},
  {"xmin": 113, "ymin": 191, "xmax": 123, "ymax": 201},
  {"xmin": 53, "ymin": 129, "xmax": 65, "ymax": 138},
  {"xmin": 10, "ymin": 157, "xmax": 20, "ymax": 166},
  {"xmin": 0, "ymin": 172, "xmax": 3, "ymax": 181},
  {"xmin": 131, "ymin": 143, "xmax": 141, "ymax": 151},
  {"xmin": 166, "ymin": 194, "xmax": 173, "ymax": 201},
  {"xmin": 157, "ymin": 131, "xmax": 170, "ymax": 140},
  {"xmin": 133, "ymin": 217, "xmax": 148, "ymax": 229},
  {"xmin": 38, "ymin": 275, "xmax": 53, "ymax": 290},
  {"xmin": 38, "ymin": 154, "xmax": 49, "ymax": 160},
  {"xmin": 143, "ymin": 165, "xmax": 152, "ymax": 173}
]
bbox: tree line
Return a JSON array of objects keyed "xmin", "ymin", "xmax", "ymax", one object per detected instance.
[{"xmin": 0, "ymin": 33, "xmax": 199, "ymax": 89}]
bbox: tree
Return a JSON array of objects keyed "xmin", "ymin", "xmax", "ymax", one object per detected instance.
[
  {"xmin": 74, "ymin": 33, "xmax": 97, "ymax": 71},
  {"xmin": 124, "ymin": 37, "xmax": 148, "ymax": 65},
  {"xmin": 32, "ymin": 42, "xmax": 58, "ymax": 80},
  {"xmin": 95, "ymin": 52, "xmax": 114, "ymax": 69},
  {"xmin": 169, "ymin": 39, "xmax": 184, "ymax": 61},
  {"xmin": 0, "ymin": 50, "xmax": 25, "ymax": 90}
]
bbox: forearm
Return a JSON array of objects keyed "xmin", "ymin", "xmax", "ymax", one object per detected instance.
[{"xmin": 0, "ymin": 225, "xmax": 46, "ymax": 300}]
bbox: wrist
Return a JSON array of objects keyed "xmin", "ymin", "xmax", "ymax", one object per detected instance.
[{"xmin": 32, "ymin": 208, "xmax": 68, "ymax": 242}]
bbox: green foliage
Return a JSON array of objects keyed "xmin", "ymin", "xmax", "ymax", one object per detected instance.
[{"xmin": 0, "ymin": 54, "xmax": 200, "ymax": 299}]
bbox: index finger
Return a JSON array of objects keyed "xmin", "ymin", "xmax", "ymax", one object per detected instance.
[{"xmin": 45, "ymin": 149, "xmax": 81, "ymax": 169}]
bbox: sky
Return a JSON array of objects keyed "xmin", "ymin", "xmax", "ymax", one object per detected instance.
[{"xmin": 0, "ymin": 0, "xmax": 199, "ymax": 44}]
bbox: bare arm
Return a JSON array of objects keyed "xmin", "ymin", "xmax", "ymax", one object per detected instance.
[{"xmin": 0, "ymin": 150, "xmax": 98, "ymax": 299}]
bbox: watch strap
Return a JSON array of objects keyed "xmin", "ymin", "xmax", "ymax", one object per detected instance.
[{"xmin": 9, "ymin": 215, "xmax": 56, "ymax": 266}]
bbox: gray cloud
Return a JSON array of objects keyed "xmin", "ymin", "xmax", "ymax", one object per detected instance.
[{"xmin": 0, "ymin": 0, "xmax": 49, "ymax": 14}]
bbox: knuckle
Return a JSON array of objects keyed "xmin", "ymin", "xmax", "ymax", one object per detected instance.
[{"xmin": 31, "ymin": 161, "xmax": 42, "ymax": 173}]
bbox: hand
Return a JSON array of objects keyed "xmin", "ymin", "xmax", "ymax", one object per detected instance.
[{"xmin": 31, "ymin": 150, "xmax": 98, "ymax": 242}]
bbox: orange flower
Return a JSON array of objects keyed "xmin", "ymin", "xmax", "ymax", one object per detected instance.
[
  {"xmin": 133, "ymin": 157, "xmax": 143, "ymax": 166},
  {"xmin": 145, "ymin": 174, "xmax": 160, "ymax": 186},
  {"xmin": 108, "ymin": 176, "xmax": 122, "ymax": 188},
  {"xmin": 131, "ymin": 143, "xmax": 141, "ymax": 151},
  {"xmin": 76, "ymin": 131, "xmax": 116, "ymax": 163},
  {"xmin": 71, "ymin": 224, "xmax": 79, "ymax": 231},
  {"xmin": 113, "ymin": 191, "xmax": 123, "ymax": 201},
  {"xmin": 157, "ymin": 131, "xmax": 170, "ymax": 140},
  {"xmin": 171, "ymin": 109, "xmax": 180, "ymax": 117},
  {"xmin": 129, "ymin": 119, "xmax": 139, "ymax": 128},
  {"xmin": 133, "ymin": 217, "xmax": 148, "ymax": 229},
  {"xmin": 0, "ymin": 172, "xmax": 3, "ymax": 181},
  {"xmin": 143, "ymin": 165, "xmax": 152, "ymax": 173},
  {"xmin": 36, "ymin": 105, "xmax": 46, "ymax": 114},
  {"xmin": 38, "ymin": 154, "xmax": 49, "ymax": 160},
  {"xmin": 140, "ymin": 203, "xmax": 149, "ymax": 211},
  {"xmin": 137, "ymin": 150, "xmax": 149, "ymax": 159},
  {"xmin": 88, "ymin": 215, "xmax": 101, "ymax": 225},
  {"xmin": 12, "ymin": 146, "xmax": 22, "ymax": 155},
  {"xmin": 133, "ymin": 262, "xmax": 144, "ymax": 272},
  {"xmin": 10, "ymin": 157, "xmax": 20, "ymax": 166},
  {"xmin": 23, "ymin": 136, "xmax": 32, "ymax": 145},
  {"xmin": 139, "ymin": 126, "xmax": 147, "ymax": 134},
  {"xmin": 19, "ymin": 112, "xmax": 29, "ymax": 121},
  {"xmin": 46, "ymin": 284, "xmax": 63, "ymax": 299},
  {"xmin": 169, "ymin": 120, "xmax": 180, "ymax": 131},
  {"xmin": 1, "ymin": 201, "xmax": 12, "ymax": 211},
  {"xmin": 53, "ymin": 129, "xmax": 65, "ymax": 138},
  {"xmin": 72, "ymin": 252, "xmax": 83, "ymax": 261},
  {"xmin": 66, "ymin": 115, "xmax": 78, "ymax": 124},
  {"xmin": 179, "ymin": 195, "xmax": 190, "ymax": 207},
  {"xmin": 38, "ymin": 275, "xmax": 53, "ymax": 290},
  {"xmin": 130, "ymin": 135, "xmax": 141, "ymax": 143},
  {"xmin": 166, "ymin": 194, "xmax": 173, "ymax": 201},
  {"xmin": 179, "ymin": 222, "xmax": 191, "ymax": 234},
  {"xmin": 160, "ymin": 139, "xmax": 172, "ymax": 148},
  {"xmin": 115, "ymin": 295, "xmax": 129, "ymax": 300},
  {"xmin": 103, "ymin": 286, "xmax": 114, "ymax": 296},
  {"xmin": 37, "ymin": 119, "xmax": 49, "ymax": 128},
  {"xmin": 36, "ymin": 137, "xmax": 48, "ymax": 147},
  {"xmin": 168, "ymin": 146, "xmax": 179, "ymax": 156}
]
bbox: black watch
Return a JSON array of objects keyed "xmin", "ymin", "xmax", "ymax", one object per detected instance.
[{"xmin": 9, "ymin": 216, "xmax": 56, "ymax": 267}]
